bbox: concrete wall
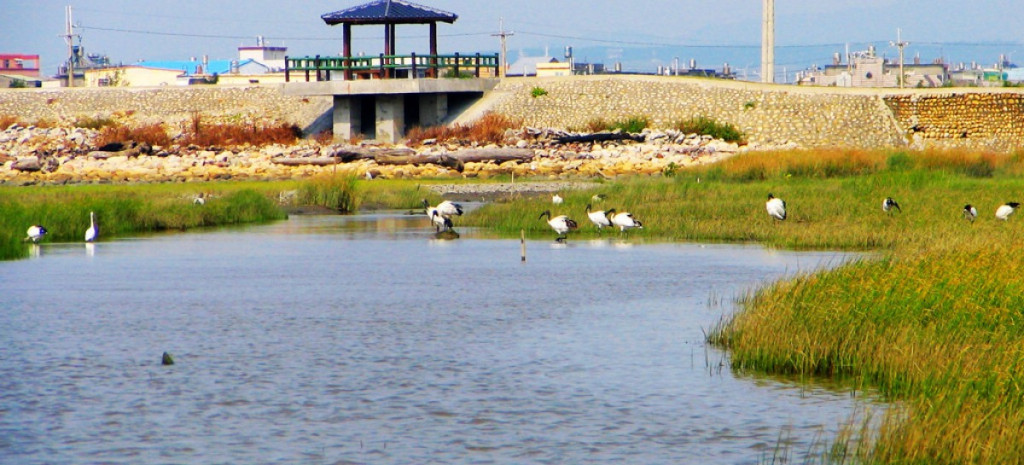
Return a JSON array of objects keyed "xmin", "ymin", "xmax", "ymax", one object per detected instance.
[{"xmin": 485, "ymin": 76, "xmax": 1024, "ymax": 152}]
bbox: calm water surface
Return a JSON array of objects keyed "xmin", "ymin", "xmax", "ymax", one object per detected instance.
[{"xmin": 0, "ymin": 213, "xmax": 876, "ymax": 464}]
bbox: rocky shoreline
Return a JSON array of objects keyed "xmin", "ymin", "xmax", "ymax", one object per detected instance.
[{"xmin": 0, "ymin": 123, "xmax": 797, "ymax": 186}]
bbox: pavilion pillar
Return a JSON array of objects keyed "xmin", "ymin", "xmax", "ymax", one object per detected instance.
[
  {"xmin": 418, "ymin": 93, "xmax": 447, "ymax": 127},
  {"xmin": 332, "ymin": 95, "xmax": 361, "ymax": 142},
  {"xmin": 429, "ymin": 22, "xmax": 438, "ymax": 78},
  {"xmin": 375, "ymin": 95, "xmax": 405, "ymax": 143},
  {"xmin": 343, "ymin": 23, "xmax": 352, "ymax": 81},
  {"xmin": 383, "ymin": 24, "xmax": 392, "ymax": 78}
]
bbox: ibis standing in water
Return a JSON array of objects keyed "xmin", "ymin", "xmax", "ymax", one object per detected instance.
[
  {"xmin": 766, "ymin": 193, "xmax": 787, "ymax": 221},
  {"xmin": 963, "ymin": 204, "xmax": 978, "ymax": 223},
  {"xmin": 430, "ymin": 210, "xmax": 453, "ymax": 232},
  {"xmin": 996, "ymin": 202, "xmax": 1020, "ymax": 221},
  {"xmin": 539, "ymin": 210, "xmax": 578, "ymax": 242},
  {"xmin": 85, "ymin": 211, "xmax": 98, "ymax": 242},
  {"xmin": 25, "ymin": 225, "xmax": 47, "ymax": 243},
  {"xmin": 883, "ymin": 197, "xmax": 902, "ymax": 214},
  {"xmin": 610, "ymin": 210, "xmax": 643, "ymax": 234},
  {"xmin": 431, "ymin": 199, "xmax": 464, "ymax": 218},
  {"xmin": 585, "ymin": 204, "xmax": 613, "ymax": 231}
]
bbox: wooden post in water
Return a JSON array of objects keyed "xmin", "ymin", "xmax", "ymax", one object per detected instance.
[{"xmin": 520, "ymin": 229, "xmax": 526, "ymax": 262}]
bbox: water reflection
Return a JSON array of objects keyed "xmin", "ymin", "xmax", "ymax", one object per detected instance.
[{"xmin": 0, "ymin": 213, "xmax": 878, "ymax": 465}]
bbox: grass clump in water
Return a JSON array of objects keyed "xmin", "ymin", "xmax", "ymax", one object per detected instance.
[{"xmin": 297, "ymin": 174, "xmax": 360, "ymax": 212}]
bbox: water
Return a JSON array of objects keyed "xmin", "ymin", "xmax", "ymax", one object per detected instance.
[{"xmin": 0, "ymin": 213, "xmax": 876, "ymax": 464}]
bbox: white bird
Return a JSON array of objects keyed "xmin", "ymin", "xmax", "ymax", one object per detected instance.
[
  {"xmin": 552, "ymin": 194, "xmax": 563, "ymax": 205},
  {"xmin": 996, "ymin": 202, "xmax": 1020, "ymax": 221},
  {"xmin": 610, "ymin": 210, "xmax": 644, "ymax": 233},
  {"xmin": 585, "ymin": 204, "xmax": 613, "ymax": 231},
  {"xmin": 431, "ymin": 210, "xmax": 453, "ymax": 232},
  {"xmin": 883, "ymin": 197, "xmax": 902, "ymax": 214},
  {"xmin": 85, "ymin": 211, "xmax": 98, "ymax": 242},
  {"xmin": 434, "ymin": 199, "xmax": 464, "ymax": 218},
  {"xmin": 539, "ymin": 210, "xmax": 578, "ymax": 242},
  {"xmin": 193, "ymin": 193, "xmax": 205, "ymax": 206},
  {"xmin": 25, "ymin": 225, "xmax": 47, "ymax": 243},
  {"xmin": 963, "ymin": 204, "xmax": 978, "ymax": 222},
  {"xmin": 766, "ymin": 193, "xmax": 787, "ymax": 221}
]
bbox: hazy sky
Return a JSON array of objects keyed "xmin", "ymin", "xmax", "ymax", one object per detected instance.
[{"xmin": 2, "ymin": 0, "xmax": 1022, "ymax": 76}]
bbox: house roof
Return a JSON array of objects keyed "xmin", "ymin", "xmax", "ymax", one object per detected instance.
[{"xmin": 322, "ymin": 0, "xmax": 457, "ymax": 25}]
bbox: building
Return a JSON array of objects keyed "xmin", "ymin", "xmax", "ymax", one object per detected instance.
[
  {"xmin": 0, "ymin": 54, "xmax": 41, "ymax": 78},
  {"xmin": 82, "ymin": 37, "xmax": 292, "ymax": 87},
  {"xmin": 797, "ymin": 46, "xmax": 948, "ymax": 88},
  {"xmin": 238, "ymin": 36, "xmax": 287, "ymax": 71}
]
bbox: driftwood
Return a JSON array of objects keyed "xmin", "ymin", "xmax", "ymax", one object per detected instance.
[
  {"xmin": 272, "ymin": 147, "xmax": 535, "ymax": 171},
  {"xmin": 271, "ymin": 157, "xmax": 340, "ymax": 166},
  {"xmin": 553, "ymin": 132, "xmax": 644, "ymax": 144}
]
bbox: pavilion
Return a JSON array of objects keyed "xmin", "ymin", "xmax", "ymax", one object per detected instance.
[{"xmin": 321, "ymin": 0, "xmax": 458, "ymax": 80}]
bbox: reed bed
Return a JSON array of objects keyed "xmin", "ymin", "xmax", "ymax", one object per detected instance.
[{"xmin": 0, "ymin": 183, "xmax": 287, "ymax": 260}]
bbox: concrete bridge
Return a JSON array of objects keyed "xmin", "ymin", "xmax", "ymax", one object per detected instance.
[{"xmin": 282, "ymin": 78, "xmax": 498, "ymax": 143}]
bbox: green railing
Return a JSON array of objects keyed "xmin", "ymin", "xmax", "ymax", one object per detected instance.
[{"xmin": 285, "ymin": 53, "xmax": 500, "ymax": 81}]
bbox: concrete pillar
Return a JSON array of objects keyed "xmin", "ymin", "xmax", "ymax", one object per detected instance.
[
  {"xmin": 761, "ymin": 0, "xmax": 775, "ymax": 84},
  {"xmin": 418, "ymin": 93, "xmax": 448, "ymax": 128},
  {"xmin": 375, "ymin": 95, "xmax": 405, "ymax": 143},
  {"xmin": 332, "ymin": 95, "xmax": 360, "ymax": 143}
]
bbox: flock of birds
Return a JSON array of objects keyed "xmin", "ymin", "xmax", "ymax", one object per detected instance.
[
  {"xmin": 22, "ymin": 192, "xmax": 1021, "ymax": 247},
  {"xmin": 24, "ymin": 210, "xmax": 97, "ymax": 244},
  {"xmin": 421, "ymin": 191, "xmax": 1021, "ymax": 243},
  {"xmin": 421, "ymin": 194, "xmax": 643, "ymax": 243},
  {"xmin": 763, "ymin": 193, "xmax": 1019, "ymax": 224}
]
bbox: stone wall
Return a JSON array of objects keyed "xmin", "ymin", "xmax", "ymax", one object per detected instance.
[
  {"xmin": 0, "ymin": 85, "xmax": 332, "ymax": 133},
  {"xmin": 885, "ymin": 91, "xmax": 1024, "ymax": 152},
  {"xmin": 485, "ymin": 76, "xmax": 1024, "ymax": 152}
]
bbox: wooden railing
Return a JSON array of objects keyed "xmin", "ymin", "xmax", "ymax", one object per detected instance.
[{"xmin": 285, "ymin": 53, "xmax": 500, "ymax": 82}]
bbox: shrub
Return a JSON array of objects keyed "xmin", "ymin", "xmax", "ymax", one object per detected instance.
[
  {"xmin": 74, "ymin": 116, "xmax": 117, "ymax": 130},
  {"xmin": 313, "ymin": 129, "xmax": 333, "ymax": 145},
  {"xmin": 676, "ymin": 116, "xmax": 744, "ymax": 142},
  {"xmin": 96, "ymin": 123, "xmax": 172, "ymax": 147},
  {"xmin": 611, "ymin": 116, "xmax": 649, "ymax": 133},
  {"xmin": 405, "ymin": 113, "xmax": 518, "ymax": 146},
  {"xmin": 180, "ymin": 112, "xmax": 301, "ymax": 147},
  {"xmin": 585, "ymin": 118, "xmax": 611, "ymax": 132},
  {"xmin": 530, "ymin": 86, "xmax": 548, "ymax": 98},
  {"xmin": 0, "ymin": 115, "xmax": 22, "ymax": 129}
]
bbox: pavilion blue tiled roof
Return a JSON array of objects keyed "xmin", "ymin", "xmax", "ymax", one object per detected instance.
[{"xmin": 322, "ymin": 0, "xmax": 457, "ymax": 25}]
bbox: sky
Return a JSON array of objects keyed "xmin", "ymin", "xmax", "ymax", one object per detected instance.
[{"xmin": 2, "ymin": 0, "xmax": 1022, "ymax": 80}]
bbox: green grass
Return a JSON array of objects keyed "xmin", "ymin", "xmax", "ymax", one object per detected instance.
[
  {"xmin": 0, "ymin": 183, "xmax": 288, "ymax": 259},
  {"xmin": 461, "ymin": 148, "xmax": 1024, "ymax": 464}
]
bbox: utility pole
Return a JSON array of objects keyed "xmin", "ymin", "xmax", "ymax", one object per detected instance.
[
  {"xmin": 491, "ymin": 18, "xmax": 513, "ymax": 78},
  {"xmin": 761, "ymin": 0, "xmax": 775, "ymax": 83},
  {"xmin": 61, "ymin": 5, "xmax": 80, "ymax": 87},
  {"xmin": 890, "ymin": 28, "xmax": 909, "ymax": 88}
]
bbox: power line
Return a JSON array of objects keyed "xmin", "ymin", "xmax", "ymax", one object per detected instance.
[{"xmin": 77, "ymin": 25, "xmax": 492, "ymax": 42}]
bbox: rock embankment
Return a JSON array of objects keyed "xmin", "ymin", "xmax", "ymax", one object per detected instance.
[{"xmin": 0, "ymin": 123, "xmax": 784, "ymax": 185}]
